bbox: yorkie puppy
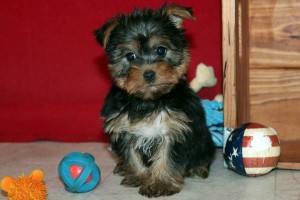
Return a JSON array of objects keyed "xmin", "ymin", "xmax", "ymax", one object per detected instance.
[{"xmin": 95, "ymin": 4, "xmax": 215, "ymax": 197}]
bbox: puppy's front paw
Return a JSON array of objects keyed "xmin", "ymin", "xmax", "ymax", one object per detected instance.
[
  {"xmin": 121, "ymin": 175, "xmax": 144, "ymax": 187},
  {"xmin": 139, "ymin": 180, "xmax": 181, "ymax": 198}
]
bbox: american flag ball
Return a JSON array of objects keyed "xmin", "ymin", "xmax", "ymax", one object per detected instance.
[{"xmin": 224, "ymin": 123, "xmax": 280, "ymax": 176}]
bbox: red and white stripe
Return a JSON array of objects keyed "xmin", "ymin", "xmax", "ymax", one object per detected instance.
[{"xmin": 242, "ymin": 126, "xmax": 281, "ymax": 176}]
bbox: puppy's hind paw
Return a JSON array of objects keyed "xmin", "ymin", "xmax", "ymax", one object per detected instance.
[
  {"xmin": 113, "ymin": 161, "xmax": 127, "ymax": 176},
  {"xmin": 189, "ymin": 166, "xmax": 210, "ymax": 179}
]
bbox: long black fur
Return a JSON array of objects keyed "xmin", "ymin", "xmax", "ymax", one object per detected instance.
[{"xmin": 102, "ymin": 78, "xmax": 215, "ymax": 170}]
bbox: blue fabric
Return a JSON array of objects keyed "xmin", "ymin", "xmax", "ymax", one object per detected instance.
[{"xmin": 202, "ymin": 99, "xmax": 224, "ymax": 147}]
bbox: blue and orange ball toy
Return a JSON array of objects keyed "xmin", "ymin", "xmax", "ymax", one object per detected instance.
[{"xmin": 58, "ymin": 152, "xmax": 101, "ymax": 193}]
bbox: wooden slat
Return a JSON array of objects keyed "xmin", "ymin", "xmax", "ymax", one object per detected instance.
[
  {"xmin": 278, "ymin": 162, "xmax": 300, "ymax": 170},
  {"xmin": 222, "ymin": 0, "xmax": 238, "ymax": 128},
  {"xmin": 249, "ymin": 0, "xmax": 300, "ymax": 69},
  {"xmin": 278, "ymin": 140, "xmax": 300, "ymax": 163},
  {"xmin": 250, "ymin": 69, "xmax": 300, "ymax": 106},
  {"xmin": 237, "ymin": 0, "xmax": 250, "ymax": 125},
  {"xmin": 222, "ymin": 0, "xmax": 249, "ymax": 128}
]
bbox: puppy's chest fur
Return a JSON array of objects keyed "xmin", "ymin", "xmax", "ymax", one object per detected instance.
[
  {"xmin": 116, "ymin": 111, "xmax": 168, "ymax": 154},
  {"xmin": 105, "ymin": 107, "xmax": 191, "ymax": 157},
  {"xmin": 128, "ymin": 111, "xmax": 169, "ymax": 140}
]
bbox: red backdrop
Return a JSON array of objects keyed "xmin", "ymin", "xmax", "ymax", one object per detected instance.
[{"xmin": 0, "ymin": 0, "xmax": 222, "ymax": 142}]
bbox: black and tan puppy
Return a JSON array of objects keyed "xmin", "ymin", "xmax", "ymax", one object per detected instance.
[{"xmin": 95, "ymin": 4, "xmax": 215, "ymax": 197}]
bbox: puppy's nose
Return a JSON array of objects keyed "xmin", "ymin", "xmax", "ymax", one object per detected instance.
[{"xmin": 143, "ymin": 70, "xmax": 156, "ymax": 83}]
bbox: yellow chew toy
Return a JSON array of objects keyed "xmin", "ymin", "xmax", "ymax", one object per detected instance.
[{"xmin": 0, "ymin": 169, "xmax": 47, "ymax": 200}]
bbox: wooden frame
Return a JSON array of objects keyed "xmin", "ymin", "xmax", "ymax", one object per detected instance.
[{"xmin": 222, "ymin": 0, "xmax": 300, "ymax": 169}]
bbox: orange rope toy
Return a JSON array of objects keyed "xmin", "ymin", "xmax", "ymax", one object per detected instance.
[{"xmin": 0, "ymin": 169, "xmax": 47, "ymax": 200}]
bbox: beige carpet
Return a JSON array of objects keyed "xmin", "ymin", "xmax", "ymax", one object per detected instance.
[{"xmin": 0, "ymin": 142, "xmax": 299, "ymax": 200}]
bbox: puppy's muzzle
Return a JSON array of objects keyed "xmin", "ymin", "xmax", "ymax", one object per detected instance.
[{"xmin": 143, "ymin": 70, "xmax": 156, "ymax": 83}]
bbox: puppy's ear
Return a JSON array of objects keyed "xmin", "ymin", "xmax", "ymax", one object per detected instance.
[
  {"xmin": 94, "ymin": 19, "xmax": 118, "ymax": 48},
  {"xmin": 160, "ymin": 3, "xmax": 194, "ymax": 29}
]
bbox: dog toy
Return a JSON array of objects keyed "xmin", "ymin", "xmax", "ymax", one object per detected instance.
[
  {"xmin": 224, "ymin": 123, "xmax": 281, "ymax": 176},
  {"xmin": 190, "ymin": 63, "xmax": 217, "ymax": 92},
  {"xmin": 0, "ymin": 169, "xmax": 47, "ymax": 200},
  {"xmin": 58, "ymin": 152, "xmax": 101, "ymax": 193},
  {"xmin": 190, "ymin": 63, "xmax": 224, "ymax": 147},
  {"xmin": 202, "ymin": 98, "xmax": 224, "ymax": 147}
]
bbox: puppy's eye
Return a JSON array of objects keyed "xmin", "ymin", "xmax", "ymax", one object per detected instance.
[
  {"xmin": 125, "ymin": 52, "xmax": 136, "ymax": 62},
  {"xmin": 155, "ymin": 46, "xmax": 167, "ymax": 56}
]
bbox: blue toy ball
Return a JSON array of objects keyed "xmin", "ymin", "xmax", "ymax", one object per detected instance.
[{"xmin": 58, "ymin": 152, "xmax": 101, "ymax": 193}]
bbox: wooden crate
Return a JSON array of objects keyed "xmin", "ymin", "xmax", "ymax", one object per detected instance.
[{"xmin": 222, "ymin": 0, "xmax": 300, "ymax": 169}]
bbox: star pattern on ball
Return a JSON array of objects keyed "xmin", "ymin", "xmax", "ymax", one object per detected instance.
[
  {"xmin": 227, "ymin": 147, "xmax": 239, "ymax": 170},
  {"xmin": 232, "ymin": 147, "xmax": 238, "ymax": 157}
]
